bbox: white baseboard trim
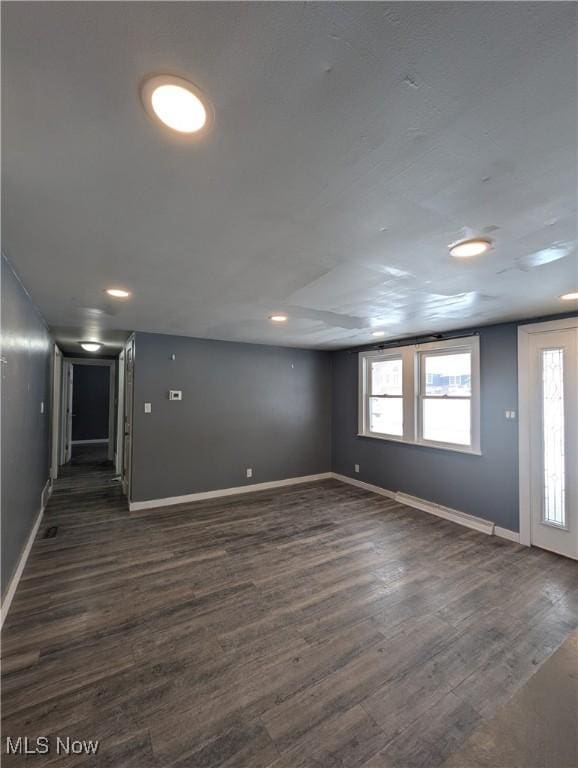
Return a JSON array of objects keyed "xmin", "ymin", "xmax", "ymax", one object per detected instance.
[
  {"xmin": 494, "ymin": 526, "xmax": 520, "ymax": 543},
  {"xmin": 331, "ymin": 473, "xmax": 495, "ymax": 537},
  {"xmin": 1, "ymin": 477, "xmax": 51, "ymax": 629},
  {"xmin": 129, "ymin": 472, "xmax": 333, "ymax": 512},
  {"xmin": 395, "ymin": 492, "xmax": 495, "ymax": 535},
  {"xmin": 71, "ymin": 439, "xmax": 108, "ymax": 445},
  {"xmin": 331, "ymin": 473, "xmax": 397, "ymax": 500}
]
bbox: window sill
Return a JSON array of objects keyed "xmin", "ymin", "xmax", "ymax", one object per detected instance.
[{"xmin": 357, "ymin": 432, "xmax": 482, "ymax": 456}]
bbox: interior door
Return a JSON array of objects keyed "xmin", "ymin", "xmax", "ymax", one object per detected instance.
[
  {"xmin": 529, "ymin": 328, "xmax": 578, "ymax": 559},
  {"xmin": 60, "ymin": 360, "xmax": 74, "ymax": 464},
  {"xmin": 122, "ymin": 338, "xmax": 134, "ymax": 498}
]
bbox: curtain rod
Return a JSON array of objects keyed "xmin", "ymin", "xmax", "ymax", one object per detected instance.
[{"xmin": 349, "ymin": 330, "xmax": 479, "ymax": 354}]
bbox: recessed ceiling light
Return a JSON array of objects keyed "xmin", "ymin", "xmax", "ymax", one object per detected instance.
[
  {"xmin": 80, "ymin": 342, "xmax": 102, "ymax": 352},
  {"xmin": 449, "ymin": 237, "xmax": 492, "ymax": 258},
  {"xmin": 141, "ymin": 75, "xmax": 213, "ymax": 135},
  {"xmin": 106, "ymin": 288, "xmax": 131, "ymax": 298},
  {"xmin": 372, "ymin": 331, "xmax": 385, "ymax": 337},
  {"xmin": 560, "ymin": 292, "xmax": 578, "ymax": 301},
  {"xmin": 270, "ymin": 315, "xmax": 288, "ymax": 323}
]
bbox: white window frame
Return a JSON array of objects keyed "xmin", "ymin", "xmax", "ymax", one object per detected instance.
[{"xmin": 358, "ymin": 336, "xmax": 481, "ymax": 455}]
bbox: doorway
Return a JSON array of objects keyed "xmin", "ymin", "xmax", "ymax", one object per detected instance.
[{"xmin": 518, "ymin": 317, "xmax": 578, "ymax": 559}]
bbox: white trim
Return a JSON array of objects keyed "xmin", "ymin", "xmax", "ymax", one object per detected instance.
[
  {"xmin": 495, "ymin": 526, "xmax": 520, "ymax": 543},
  {"xmin": 50, "ymin": 345, "xmax": 62, "ymax": 480},
  {"xmin": 331, "ymin": 473, "xmax": 396, "ymax": 500},
  {"xmin": 332, "ymin": 473, "xmax": 495, "ymax": 536},
  {"xmin": 395, "ymin": 492, "xmax": 494, "ymax": 535},
  {"xmin": 66, "ymin": 358, "xmax": 116, "ymax": 462},
  {"xmin": 71, "ymin": 439, "xmax": 109, "ymax": 445},
  {"xmin": 129, "ymin": 473, "xmax": 333, "ymax": 511},
  {"xmin": 1, "ymin": 478, "xmax": 51, "ymax": 628},
  {"xmin": 518, "ymin": 316, "xmax": 578, "ymax": 548}
]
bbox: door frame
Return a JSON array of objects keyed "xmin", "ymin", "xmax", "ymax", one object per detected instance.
[
  {"xmin": 50, "ymin": 345, "xmax": 62, "ymax": 479},
  {"xmin": 518, "ymin": 316, "xmax": 578, "ymax": 547},
  {"xmin": 66, "ymin": 358, "xmax": 116, "ymax": 461}
]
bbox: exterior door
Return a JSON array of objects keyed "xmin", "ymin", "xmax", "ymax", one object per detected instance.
[
  {"xmin": 122, "ymin": 338, "xmax": 134, "ymax": 498},
  {"xmin": 526, "ymin": 326, "xmax": 578, "ymax": 559}
]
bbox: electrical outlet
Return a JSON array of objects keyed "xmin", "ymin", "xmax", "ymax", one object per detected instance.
[
  {"xmin": 144, "ymin": 402, "xmax": 152, "ymax": 413},
  {"xmin": 354, "ymin": 464, "xmax": 360, "ymax": 473},
  {"xmin": 169, "ymin": 390, "xmax": 182, "ymax": 401},
  {"xmin": 246, "ymin": 468, "xmax": 253, "ymax": 479}
]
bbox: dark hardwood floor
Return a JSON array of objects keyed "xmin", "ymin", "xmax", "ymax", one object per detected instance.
[{"xmin": 2, "ymin": 456, "xmax": 578, "ymax": 767}]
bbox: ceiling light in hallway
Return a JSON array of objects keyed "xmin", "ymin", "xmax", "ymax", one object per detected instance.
[{"xmin": 80, "ymin": 342, "xmax": 102, "ymax": 352}]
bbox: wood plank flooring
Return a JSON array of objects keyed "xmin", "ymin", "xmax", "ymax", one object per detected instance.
[{"xmin": 2, "ymin": 453, "xmax": 578, "ymax": 767}]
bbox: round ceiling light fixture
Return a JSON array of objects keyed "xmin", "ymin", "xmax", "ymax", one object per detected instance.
[
  {"xmin": 80, "ymin": 342, "xmax": 102, "ymax": 352},
  {"xmin": 560, "ymin": 292, "xmax": 578, "ymax": 301},
  {"xmin": 269, "ymin": 314, "xmax": 288, "ymax": 323},
  {"xmin": 106, "ymin": 288, "xmax": 131, "ymax": 299},
  {"xmin": 449, "ymin": 237, "xmax": 492, "ymax": 259},
  {"xmin": 141, "ymin": 75, "xmax": 213, "ymax": 136}
]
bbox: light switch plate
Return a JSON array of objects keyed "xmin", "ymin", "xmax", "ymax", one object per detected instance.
[
  {"xmin": 169, "ymin": 390, "xmax": 182, "ymax": 401},
  {"xmin": 144, "ymin": 402, "xmax": 152, "ymax": 413}
]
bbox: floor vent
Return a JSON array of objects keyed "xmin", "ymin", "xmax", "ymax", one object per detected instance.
[{"xmin": 43, "ymin": 526, "xmax": 58, "ymax": 539}]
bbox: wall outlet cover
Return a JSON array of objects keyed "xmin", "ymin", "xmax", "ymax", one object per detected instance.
[
  {"xmin": 246, "ymin": 468, "xmax": 253, "ymax": 478},
  {"xmin": 169, "ymin": 390, "xmax": 182, "ymax": 401},
  {"xmin": 354, "ymin": 464, "xmax": 360, "ymax": 473}
]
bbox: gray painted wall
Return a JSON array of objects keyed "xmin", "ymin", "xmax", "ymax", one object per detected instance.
[
  {"xmin": 72, "ymin": 364, "xmax": 110, "ymax": 441},
  {"xmin": 1, "ymin": 256, "xmax": 52, "ymax": 596},
  {"xmin": 332, "ymin": 324, "xmax": 520, "ymax": 531},
  {"xmin": 131, "ymin": 333, "xmax": 332, "ymax": 502}
]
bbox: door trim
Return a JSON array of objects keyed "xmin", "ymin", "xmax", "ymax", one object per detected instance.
[
  {"xmin": 518, "ymin": 316, "xmax": 578, "ymax": 547},
  {"xmin": 50, "ymin": 345, "xmax": 62, "ymax": 479},
  {"xmin": 66, "ymin": 358, "xmax": 116, "ymax": 461}
]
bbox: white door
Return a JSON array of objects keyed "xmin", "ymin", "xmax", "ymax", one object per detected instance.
[
  {"xmin": 122, "ymin": 338, "xmax": 134, "ymax": 498},
  {"xmin": 115, "ymin": 350, "xmax": 125, "ymax": 476},
  {"xmin": 526, "ymin": 326, "xmax": 578, "ymax": 559},
  {"xmin": 60, "ymin": 360, "xmax": 74, "ymax": 464}
]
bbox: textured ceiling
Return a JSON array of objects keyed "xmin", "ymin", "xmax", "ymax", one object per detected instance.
[{"xmin": 2, "ymin": 2, "xmax": 577, "ymax": 352}]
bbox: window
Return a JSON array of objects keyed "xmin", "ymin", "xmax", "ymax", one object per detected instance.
[
  {"xmin": 541, "ymin": 348, "xmax": 566, "ymax": 527},
  {"xmin": 367, "ymin": 356, "xmax": 403, "ymax": 437},
  {"xmin": 359, "ymin": 337, "xmax": 480, "ymax": 454}
]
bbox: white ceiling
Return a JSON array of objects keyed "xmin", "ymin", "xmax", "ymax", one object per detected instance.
[{"xmin": 2, "ymin": 2, "xmax": 577, "ymax": 352}]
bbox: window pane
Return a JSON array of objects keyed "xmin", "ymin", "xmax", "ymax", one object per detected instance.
[
  {"xmin": 423, "ymin": 399, "xmax": 470, "ymax": 445},
  {"xmin": 370, "ymin": 397, "xmax": 403, "ymax": 436},
  {"xmin": 424, "ymin": 353, "xmax": 471, "ymax": 396},
  {"xmin": 371, "ymin": 358, "xmax": 402, "ymax": 396},
  {"xmin": 542, "ymin": 349, "xmax": 565, "ymax": 526}
]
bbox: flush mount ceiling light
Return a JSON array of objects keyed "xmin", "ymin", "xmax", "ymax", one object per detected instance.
[
  {"xmin": 449, "ymin": 237, "xmax": 492, "ymax": 258},
  {"xmin": 141, "ymin": 75, "xmax": 213, "ymax": 136},
  {"xmin": 270, "ymin": 315, "xmax": 288, "ymax": 323},
  {"xmin": 106, "ymin": 288, "xmax": 131, "ymax": 299},
  {"xmin": 80, "ymin": 342, "xmax": 102, "ymax": 352},
  {"xmin": 560, "ymin": 292, "xmax": 578, "ymax": 301},
  {"xmin": 372, "ymin": 331, "xmax": 385, "ymax": 337}
]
